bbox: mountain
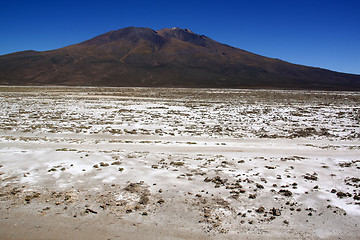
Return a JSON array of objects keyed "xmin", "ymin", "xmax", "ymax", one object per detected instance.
[{"xmin": 0, "ymin": 26, "xmax": 359, "ymax": 90}]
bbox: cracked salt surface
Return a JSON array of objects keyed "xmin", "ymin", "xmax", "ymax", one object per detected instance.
[{"xmin": 0, "ymin": 87, "xmax": 359, "ymax": 239}]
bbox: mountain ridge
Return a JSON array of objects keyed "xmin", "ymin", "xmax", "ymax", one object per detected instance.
[{"xmin": 0, "ymin": 26, "xmax": 359, "ymax": 90}]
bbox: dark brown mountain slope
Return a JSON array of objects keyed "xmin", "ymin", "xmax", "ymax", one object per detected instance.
[{"xmin": 0, "ymin": 26, "xmax": 359, "ymax": 90}]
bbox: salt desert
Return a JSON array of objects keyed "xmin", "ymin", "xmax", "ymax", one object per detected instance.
[{"xmin": 0, "ymin": 86, "xmax": 359, "ymax": 239}]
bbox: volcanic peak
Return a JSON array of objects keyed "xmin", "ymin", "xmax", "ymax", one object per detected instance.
[
  {"xmin": 79, "ymin": 27, "xmax": 163, "ymax": 46},
  {"xmin": 1, "ymin": 26, "xmax": 360, "ymax": 90}
]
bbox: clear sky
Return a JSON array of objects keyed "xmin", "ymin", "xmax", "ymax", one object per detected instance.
[{"xmin": 1, "ymin": 0, "xmax": 359, "ymax": 74}]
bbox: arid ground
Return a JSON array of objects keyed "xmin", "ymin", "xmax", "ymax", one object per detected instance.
[{"xmin": 0, "ymin": 87, "xmax": 359, "ymax": 239}]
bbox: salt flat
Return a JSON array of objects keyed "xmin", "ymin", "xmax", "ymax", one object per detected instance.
[{"xmin": 0, "ymin": 87, "xmax": 359, "ymax": 239}]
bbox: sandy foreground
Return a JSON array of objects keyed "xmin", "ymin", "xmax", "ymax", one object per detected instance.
[{"xmin": 0, "ymin": 87, "xmax": 359, "ymax": 239}]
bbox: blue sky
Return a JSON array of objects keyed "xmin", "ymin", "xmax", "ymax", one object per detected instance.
[{"xmin": 1, "ymin": 0, "xmax": 359, "ymax": 74}]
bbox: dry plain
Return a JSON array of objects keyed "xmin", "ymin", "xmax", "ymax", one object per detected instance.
[{"xmin": 0, "ymin": 86, "xmax": 359, "ymax": 239}]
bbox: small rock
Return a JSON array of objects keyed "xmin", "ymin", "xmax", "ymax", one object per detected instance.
[
  {"xmin": 270, "ymin": 208, "xmax": 281, "ymax": 216},
  {"xmin": 336, "ymin": 191, "xmax": 351, "ymax": 198},
  {"xmin": 248, "ymin": 194, "xmax": 257, "ymax": 199},
  {"xmin": 279, "ymin": 189, "xmax": 293, "ymax": 196},
  {"xmin": 303, "ymin": 173, "xmax": 318, "ymax": 181},
  {"xmin": 256, "ymin": 206, "xmax": 265, "ymax": 213},
  {"xmin": 99, "ymin": 162, "xmax": 109, "ymax": 167},
  {"xmin": 111, "ymin": 161, "xmax": 122, "ymax": 165}
]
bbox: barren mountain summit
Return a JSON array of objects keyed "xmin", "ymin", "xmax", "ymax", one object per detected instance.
[{"xmin": 0, "ymin": 26, "xmax": 359, "ymax": 90}]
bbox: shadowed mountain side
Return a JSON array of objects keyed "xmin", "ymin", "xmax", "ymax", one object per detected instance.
[{"xmin": 0, "ymin": 26, "xmax": 359, "ymax": 90}]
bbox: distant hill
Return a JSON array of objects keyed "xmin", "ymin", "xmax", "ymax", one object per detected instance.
[{"xmin": 0, "ymin": 26, "xmax": 359, "ymax": 90}]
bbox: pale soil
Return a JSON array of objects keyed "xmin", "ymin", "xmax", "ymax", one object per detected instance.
[{"xmin": 0, "ymin": 87, "xmax": 359, "ymax": 239}]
